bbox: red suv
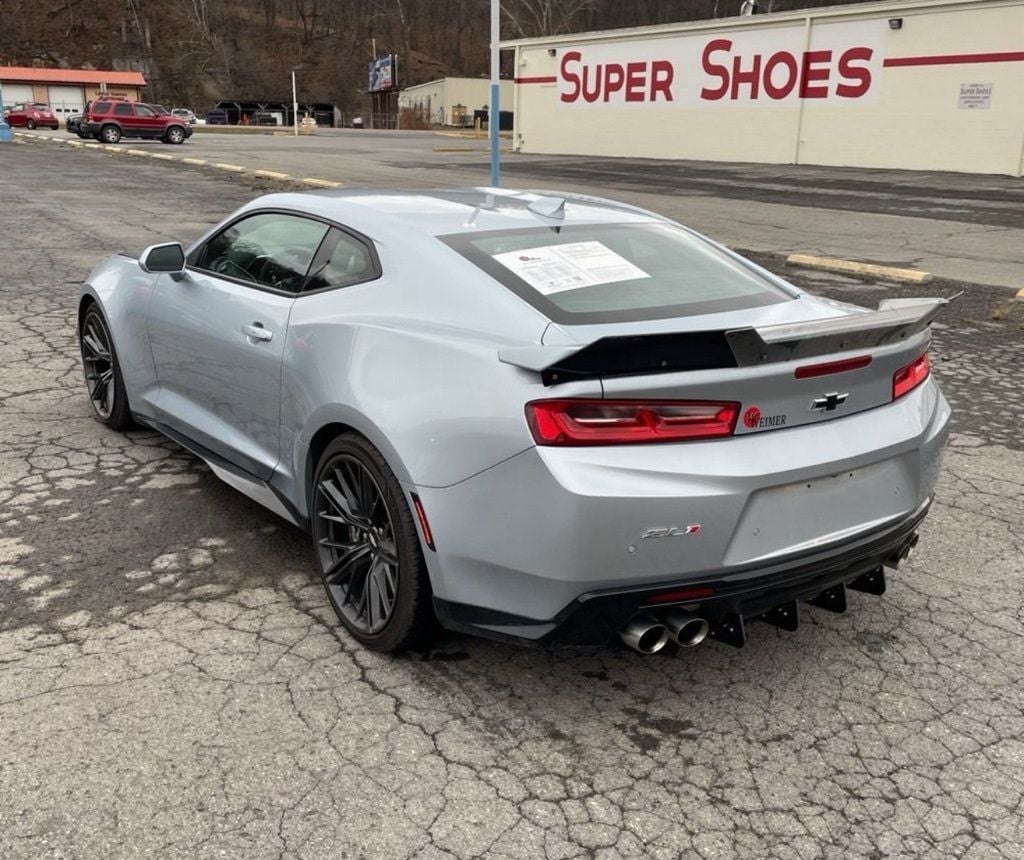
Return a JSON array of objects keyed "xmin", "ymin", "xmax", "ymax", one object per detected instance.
[
  {"xmin": 3, "ymin": 102, "xmax": 60, "ymax": 130},
  {"xmin": 83, "ymin": 98, "xmax": 192, "ymax": 145}
]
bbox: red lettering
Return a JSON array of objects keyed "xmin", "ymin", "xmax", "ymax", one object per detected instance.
[
  {"xmin": 603, "ymin": 64, "xmax": 625, "ymax": 101},
  {"xmin": 625, "ymin": 62, "xmax": 647, "ymax": 102},
  {"xmin": 836, "ymin": 46, "xmax": 872, "ymax": 97},
  {"xmin": 799, "ymin": 50, "xmax": 832, "ymax": 98},
  {"xmin": 701, "ymin": 39, "xmax": 732, "ymax": 100},
  {"xmin": 650, "ymin": 60, "xmax": 674, "ymax": 101},
  {"xmin": 763, "ymin": 51, "xmax": 798, "ymax": 99},
  {"xmin": 559, "ymin": 50, "xmax": 582, "ymax": 103},
  {"xmin": 581, "ymin": 64, "xmax": 601, "ymax": 102},
  {"xmin": 730, "ymin": 53, "xmax": 762, "ymax": 100}
]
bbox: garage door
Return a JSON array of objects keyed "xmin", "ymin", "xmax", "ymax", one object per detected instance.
[
  {"xmin": 48, "ymin": 84, "xmax": 84, "ymax": 121},
  {"xmin": 3, "ymin": 84, "xmax": 34, "ymax": 106}
]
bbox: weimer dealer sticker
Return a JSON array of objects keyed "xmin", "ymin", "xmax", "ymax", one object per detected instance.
[{"xmin": 493, "ymin": 241, "xmax": 650, "ymax": 295}]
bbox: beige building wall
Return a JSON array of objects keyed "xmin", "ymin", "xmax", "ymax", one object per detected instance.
[
  {"xmin": 400, "ymin": 78, "xmax": 513, "ymax": 125},
  {"xmin": 508, "ymin": 0, "xmax": 1024, "ymax": 175}
]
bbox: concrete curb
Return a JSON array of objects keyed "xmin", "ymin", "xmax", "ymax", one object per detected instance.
[
  {"xmin": 301, "ymin": 177, "xmax": 343, "ymax": 188},
  {"xmin": 787, "ymin": 253, "xmax": 933, "ymax": 284},
  {"xmin": 12, "ymin": 131, "xmax": 342, "ymax": 192}
]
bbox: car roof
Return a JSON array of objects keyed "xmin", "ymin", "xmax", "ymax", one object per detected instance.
[{"xmin": 241, "ymin": 188, "xmax": 668, "ymax": 242}]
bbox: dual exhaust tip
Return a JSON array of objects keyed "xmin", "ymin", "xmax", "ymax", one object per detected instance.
[{"xmin": 620, "ymin": 611, "xmax": 709, "ymax": 654}]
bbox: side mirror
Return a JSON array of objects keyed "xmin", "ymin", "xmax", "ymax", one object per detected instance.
[{"xmin": 139, "ymin": 242, "xmax": 186, "ymax": 276}]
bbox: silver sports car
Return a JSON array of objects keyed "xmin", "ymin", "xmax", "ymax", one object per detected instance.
[{"xmin": 79, "ymin": 188, "xmax": 949, "ymax": 653}]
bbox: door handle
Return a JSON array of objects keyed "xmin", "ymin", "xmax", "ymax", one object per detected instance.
[{"xmin": 242, "ymin": 323, "xmax": 273, "ymax": 342}]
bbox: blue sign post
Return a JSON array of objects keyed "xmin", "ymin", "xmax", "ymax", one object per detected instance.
[{"xmin": 0, "ymin": 80, "xmax": 11, "ymax": 143}]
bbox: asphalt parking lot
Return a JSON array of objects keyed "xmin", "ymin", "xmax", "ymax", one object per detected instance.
[{"xmin": 2, "ymin": 140, "xmax": 1023, "ymax": 859}]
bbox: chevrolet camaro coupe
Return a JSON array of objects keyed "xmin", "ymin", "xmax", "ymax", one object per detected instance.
[{"xmin": 78, "ymin": 189, "xmax": 949, "ymax": 653}]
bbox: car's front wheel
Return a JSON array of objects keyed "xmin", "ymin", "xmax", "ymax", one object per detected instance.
[
  {"xmin": 165, "ymin": 126, "xmax": 186, "ymax": 144},
  {"xmin": 25, "ymin": 119, "xmax": 35, "ymax": 129},
  {"xmin": 79, "ymin": 305, "xmax": 133, "ymax": 430},
  {"xmin": 312, "ymin": 434, "xmax": 434, "ymax": 652},
  {"xmin": 100, "ymin": 124, "xmax": 121, "ymax": 144}
]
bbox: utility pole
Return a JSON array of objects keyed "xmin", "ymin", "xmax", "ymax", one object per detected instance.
[
  {"xmin": 489, "ymin": 0, "xmax": 500, "ymax": 186},
  {"xmin": 292, "ymin": 69, "xmax": 299, "ymax": 136}
]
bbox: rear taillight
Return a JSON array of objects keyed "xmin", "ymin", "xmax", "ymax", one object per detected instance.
[
  {"xmin": 892, "ymin": 351, "xmax": 930, "ymax": 400},
  {"xmin": 526, "ymin": 399, "xmax": 739, "ymax": 446}
]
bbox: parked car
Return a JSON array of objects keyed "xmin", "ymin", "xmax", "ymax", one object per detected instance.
[
  {"xmin": 300, "ymin": 115, "xmax": 318, "ymax": 130},
  {"xmin": 82, "ymin": 98, "xmax": 192, "ymax": 144},
  {"xmin": 205, "ymin": 109, "xmax": 229, "ymax": 125},
  {"xmin": 3, "ymin": 102, "xmax": 60, "ymax": 130},
  {"xmin": 171, "ymin": 108, "xmax": 197, "ymax": 125},
  {"xmin": 78, "ymin": 189, "xmax": 949, "ymax": 654},
  {"xmin": 251, "ymin": 111, "xmax": 279, "ymax": 126},
  {"xmin": 66, "ymin": 112, "xmax": 84, "ymax": 135}
]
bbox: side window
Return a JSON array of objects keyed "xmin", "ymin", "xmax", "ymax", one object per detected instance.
[
  {"xmin": 93, "ymin": 101, "xmax": 109, "ymax": 114},
  {"xmin": 193, "ymin": 213, "xmax": 329, "ymax": 294},
  {"xmin": 304, "ymin": 228, "xmax": 377, "ymax": 292},
  {"xmin": 113, "ymin": 103, "xmax": 133, "ymax": 117},
  {"xmin": 135, "ymin": 104, "xmax": 155, "ymax": 117}
]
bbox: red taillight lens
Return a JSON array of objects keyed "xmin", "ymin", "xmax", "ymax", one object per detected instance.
[
  {"xmin": 795, "ymin": 355, "xmax": 872, "ymax": 379},
  {"xmin": 892, "ymin": 352, "xmax": 930, "ymax": 400},
  {"xmin": 526, "ymin": 399, "xmax": 739, "ymax": 446}
]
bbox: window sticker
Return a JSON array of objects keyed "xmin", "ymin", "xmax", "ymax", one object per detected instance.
[{"xmin": 492, "ymin": 241, "xmax": 650, "ymax": 295}]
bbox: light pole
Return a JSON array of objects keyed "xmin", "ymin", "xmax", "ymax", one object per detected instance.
[
  {"xmin": 291, "ymin": 64, "xmax": 305, "ymax": 137},
  {"xmin": 0, "ymin": 79, "xmax": 10, "ymax": 143},
  {"xmin": 489, "ymin": 0, "xmax": 500, "ymax": 186}
]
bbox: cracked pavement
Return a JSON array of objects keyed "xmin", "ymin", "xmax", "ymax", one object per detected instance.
[{"xmin": 1, "ymin": 144, "xmax": 1023, "ymax": 859}]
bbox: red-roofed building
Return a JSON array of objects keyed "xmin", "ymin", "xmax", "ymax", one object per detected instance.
[{"xmin": 0, "ymin": 66, "xmax": 147, "ymax": 122}]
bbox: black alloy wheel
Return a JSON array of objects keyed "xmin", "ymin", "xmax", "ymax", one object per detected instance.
[
  {"xmin": 166, "ymin": 126, "xmax": 185, "ymax": 144},
  {"xmin": 79, "ymin": 307, "xmax": 132, "ymax": 430},
  {"xmin": 101, "ymin": 124, "xmax": 121, "ymax": 144},
  {"xmin": 26, "ymin": 119, "xmax": 35, "ymax": 129},
  {"xmin": 312, "ymin": 434, "xmax": 434, "ymax": 651}
]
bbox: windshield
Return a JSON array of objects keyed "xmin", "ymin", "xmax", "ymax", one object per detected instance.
[{"xmin": 441, "ymin": 222, "xmax": 791, "ymax": 324}]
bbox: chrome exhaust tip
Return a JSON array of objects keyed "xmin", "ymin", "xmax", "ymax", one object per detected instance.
[
  {"xmin": 663, "ymin": 610, "xmax": 710, "ymax": 647},
  {"xmin": 620, "ymin": 616, "xmax": 670, "ymax": 654},
  {"xmin": 885, "ymin": 533, "xmax": 920, "ymax": 570}
]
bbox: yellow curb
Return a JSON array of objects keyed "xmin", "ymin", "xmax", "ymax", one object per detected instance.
[
  {"xmin": 214, "ymin": 162, "xmax": 246, "ymax": 172},
  {"xmin": 148, "ymin": 153, "xmax": 176, "ymax": 160},
  {"xmin": 67, "ymin": 139, "xmax": 84, "ymax": 146},
  {"xmin": 83, "ymin": 142, "xmax": 102, "ymax": 149},
  {"xmin": 1016, "ymin": 288, "xmax": 1024, "ymax": 300},
  {"xmin": 433, "ymin": 146, "xmax": 480, "ymax": 153},
  {"xmin": 104, "ymin": 145, "xmax": 125, "ymax": 153},
  {"xmin": 254, "ymin": 168, "xmax": 291, "ymax": 179},
  {"xmin": 182, "ymin": 157, "xmax": 208, "ymax": 166},
  {"xmin": 126, "ymin": 149, "xmax": 149, "ymax": 156},
  {"xmin": 786, "ymin": 254, "xmax": 933, "ymax": 284},
  {"xmin": 301, "ymin": 177, "xmax": 343, "ymax": 188}
]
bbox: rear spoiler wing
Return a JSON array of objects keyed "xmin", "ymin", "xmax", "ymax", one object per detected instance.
[{"xmin": 499, "ymin": 297, "xmax": 950, "ymax": 386}]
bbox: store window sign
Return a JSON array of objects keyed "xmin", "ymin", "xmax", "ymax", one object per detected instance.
[
  {"xmin": 557, "ymin": 20, "xmax": 885, "ymax": 107},
  {"xmin": 958, "ymin": 83, "xmax": 992, "ymax": 109}
]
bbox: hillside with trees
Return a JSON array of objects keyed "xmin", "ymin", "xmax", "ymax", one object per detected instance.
[{"xmin": 0, "ymin": 0, "xmax": 881, "ymax": 112}]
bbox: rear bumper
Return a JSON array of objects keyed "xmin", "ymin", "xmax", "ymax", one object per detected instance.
[{"xmin": 435, "ymin": 496, "xmax": 929, "ymax": 647}]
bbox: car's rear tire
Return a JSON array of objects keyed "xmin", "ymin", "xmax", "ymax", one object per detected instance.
[
  {"xmin": 25, "ymin": 119, "xmax": 35, "ymax": 130},
  {"xmin": 79, "ymin": 306, "xmax": 133, "ymax": 431},
  {"xmin": 311, "ymin": 434, "xmax": 434, "ymax": 652},
  {"xmin": 100, "ymin": 124, "xmax": 121, "ymax": 144},
  {"xmin": 165, "ymin": 126, "xmax": 186, "ymax": 145}
]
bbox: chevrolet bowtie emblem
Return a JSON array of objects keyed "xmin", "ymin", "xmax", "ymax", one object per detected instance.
[{"xmin": 810, "ymin": 392, "xmax": 849, "ymax": 412}]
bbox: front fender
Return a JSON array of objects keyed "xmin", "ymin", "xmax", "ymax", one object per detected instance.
[{"xmin": 79, "ymin": 255, "xmax": 160, "ymax": 411}]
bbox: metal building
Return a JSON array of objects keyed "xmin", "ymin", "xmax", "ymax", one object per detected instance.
[
  {"xmin": 503, "ymin": 0, "xmax": 1024, "ymax": 175},
  {"xmin": 399, "ymin": 77, "xmax": 513, "ymax": 126}
]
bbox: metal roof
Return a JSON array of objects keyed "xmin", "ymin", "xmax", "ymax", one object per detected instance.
[{"xmin": 0, "ymin": 66, "xmax": 146, "ymax": 86}]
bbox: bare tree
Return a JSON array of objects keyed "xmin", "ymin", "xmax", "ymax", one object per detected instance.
[{"xmin": 502, "ymin": 0, "xmax": 597, "ymax": 38}]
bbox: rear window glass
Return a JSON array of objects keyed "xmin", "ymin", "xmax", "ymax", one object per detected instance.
[
  {"xmin": 93, "ymin": 101, "xmax": 111, "ymax": 113},
  {"xmin": 441, "ymin": 223, "xmax": 790, "ymax": 324},
  {"xmin": 113, "ymin": 103, "xmax": 133, "ymax": 116}
]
